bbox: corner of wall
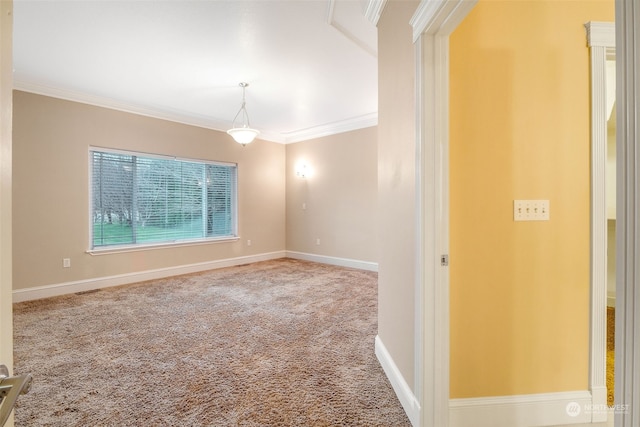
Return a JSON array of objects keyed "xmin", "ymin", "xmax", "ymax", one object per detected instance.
[{"xmin": 374, "ymin": 335, "xmax": 420, "ymax": 426}]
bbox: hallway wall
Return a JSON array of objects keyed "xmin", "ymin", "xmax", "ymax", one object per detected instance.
[{"xmin": 449, "ymin": 0, "xmax": 614, "ymax": 398}]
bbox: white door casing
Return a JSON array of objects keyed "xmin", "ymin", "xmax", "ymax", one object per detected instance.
[
  {"xmin": 585, "ymin": 20, "xmax": 615, "ymax": 423},
  {"xmin": 413, "ymin": 7, "xmax": 618, "ymax": 427},
  {"xmin": 394, "ymin": 2, "xmax": 640, "ymax": 426},
  {"xmin": 0, "ymin": 1, "xmax": 14, "ymax": 426},
  {"xmin": 614, "ymin": 1, "xmax": 640, "ymax": 425},
  {"xmin": 411, "ymin": 1, "xmax": 477, "ymax": 426}
]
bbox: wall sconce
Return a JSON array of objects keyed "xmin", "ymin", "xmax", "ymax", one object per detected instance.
[{"xmin": 296, "ymin": 163, "xmax": 310, "ymax": 179}]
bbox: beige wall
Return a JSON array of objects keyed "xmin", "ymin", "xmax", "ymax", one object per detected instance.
[
  {"xmin": 12, "ymin": 91, "xmax": 285, "ymax": 290},
  {"xmin": 377, "ymin": 0, "xmax": 420, "ymax": 391},
  {"xmin": 449, "ymin": 0, "xmax": 614, "ymax": 398},
  {"xmin": 285, "ymin": 128, "xmax": 377, "ymax": 262}
]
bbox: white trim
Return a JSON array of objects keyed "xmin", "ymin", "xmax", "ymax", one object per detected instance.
[
  {"xmin": 449, "ymin": 391, "xmax": 595, "ymax": 427},
  {"xmin": 364, "ymin": 0, "xmax": 387, "ymax": 27},
  {"xmin": 13, "ymin": 250, "xmax": 379, "ymax": 303},
  {"xmin": 415, "ymin": 32, "xmax": 451, "ymax": 427},
  {"xmin": 13, "ymin": 81, "xmax": 376, "ymax": 144},
  {"xmin": 89, "ymin": 145, "xmax": 239, "ymax": 166},
  {"xmin": 413, "ymin": 34, "xmax": 425, "ymax": 422},
  {"xmin": 285, "ymin": 250, "xmax": 378, "ymax": 272},
  {"xmin": 586, "ymin": 21, "xmax": 616, "ymax": 48},
  {"xmin": 375, "ymin": 335, "xmax": 421, "ymax": 427},
  {"xmin": 12, "ymin": 79, "xmax": 250, "ymax": 137},
  {"xmin": 614, "ymin": 1, "xmax": 640, "ymax": 426},
  {"xmin": 12, "ymin": 251, "xmax": 286, "ymax": 303},
  {"xmin": 327, "ymin": 0, "xmax": 377, "ymax": 58},
  {"xmin": 585, "ymin": 20, "xmax": 614, "ymax": 423},
  {"xmin": 85, "ymin": 237, "xmax": 241, "ymax": 256},
  {"xmin": 412, "ymin": 1, "xmax": 477, "ymax": 426},
  {"xmin": 411, "ymin": 0, "xmax": 476, "ymax": 42},
  {"xmin": 280, "ymin": 113, "xmax": 377, "ymax": 144},
  {"xmin": 0, "ymin": 0, "xmax": 13, "ymax": 390}
]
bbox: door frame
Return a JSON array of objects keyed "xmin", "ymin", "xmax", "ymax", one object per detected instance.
[
  {"xmin": 410, "ymin": 2, "xmax": 640, "ymax": 426},
  {"xmin": 411, "ymin": 1, "xmax": 477, "ymax": 426},
  {"xmin": 585, "ymin": 20, "xmax": 615, "ymax": 423},
  {"xmin": 614, "ymin": 1, "xmax": 640, "ymax": 425},
  {"xmin": 412, "ymin": 6, "xmax": 630, "ymax": 427},
  {"xmin": 0, "ymin": 1, "xmax": 14, "ymax": 426}
]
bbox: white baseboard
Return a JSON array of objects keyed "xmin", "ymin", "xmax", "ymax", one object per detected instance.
[
  {"xmin": 590, "ymin": 385, "xmax": 608, "ymax": 423},
  {"xmin": 12, "ymin": 251, "xmax": 286, "ymax": 302},
  {"xmin": 449, "ymin": 390, "xmax": 597, "ymax": 427},
  {"xmin": 374, "ymin": 335, "xmax": 420, "ymax": 427},
  {"xmin": 286, "ymin": 251, "xmax": 378, "ymax": 272}
]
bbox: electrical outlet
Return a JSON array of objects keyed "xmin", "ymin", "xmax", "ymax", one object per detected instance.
[
  {"xmin": 247, "ymin": 240, "xmax": 251, "ymax": 246},
  {"xmin": 316, "ymin": 238, "xmax": 321, "ymax": 245},
  {"xmin": 514, "ymin": 200, "xmax": 550, "ymax": 221},
  {"xmin": 63, "ymin": 258, "xmax": 71, "ymax": 268}
]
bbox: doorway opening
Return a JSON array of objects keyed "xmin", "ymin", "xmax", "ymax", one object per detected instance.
[{"xmin": 605, "ymin": 53, "xmax": 616, "ymax": 408}]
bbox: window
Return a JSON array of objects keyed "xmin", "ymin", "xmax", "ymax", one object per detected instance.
[{"xmin": 90, "ymin": 148, "xmax": 237, "ymax": 250}]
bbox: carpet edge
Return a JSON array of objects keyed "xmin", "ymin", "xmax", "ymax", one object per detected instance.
[{"xmin": 12, "ymin": 251, "xmax": 286, "ymax": 302}]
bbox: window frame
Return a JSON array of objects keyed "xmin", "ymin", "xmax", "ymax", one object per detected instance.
[{"xmin": 88, "ymin": 147, "xmax": 239, "ymax": 254}]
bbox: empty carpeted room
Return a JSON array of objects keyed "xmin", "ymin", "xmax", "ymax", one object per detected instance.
[
  {"xmin": 6, "ymin": 1, "xmax": 395, "ymax": 425},
  {"xmin": 4, "ymin": 1, "xmax": 640, "ymax": 427}
]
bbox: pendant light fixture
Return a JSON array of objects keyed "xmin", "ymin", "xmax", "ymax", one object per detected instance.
[{"xmin": 227, "ymin": 82, "xmax": 260, "ymax": 145}]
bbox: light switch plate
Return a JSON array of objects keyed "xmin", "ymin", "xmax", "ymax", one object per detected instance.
[{"xmin": 514, "ymin": 200, "xmax": 550, "ymax": 221}]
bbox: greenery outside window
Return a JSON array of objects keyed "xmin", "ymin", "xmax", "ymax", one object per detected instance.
[{"xmin": 90, "ymin": 148, "xmax": 238, "ymax": 250}]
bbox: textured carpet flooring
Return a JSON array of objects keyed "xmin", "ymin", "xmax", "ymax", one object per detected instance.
[{"xmin": 13, "ymin": 258, "xmax": 411, "ymax": 426}]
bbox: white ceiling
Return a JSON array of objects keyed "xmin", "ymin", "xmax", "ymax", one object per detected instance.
[{"xmin": 12, "ymin": 0, "xmax": 378, "ymax": 144}]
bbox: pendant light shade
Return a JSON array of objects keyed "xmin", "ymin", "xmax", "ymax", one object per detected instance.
[{"xmin": 227, "ymin": 82, "xmax": 260, "ymax": 145}]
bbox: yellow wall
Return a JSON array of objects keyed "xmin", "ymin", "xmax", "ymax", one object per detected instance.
[{"xmin": 449, "ymin": 0, "xmax": 614, "ymax": 398}]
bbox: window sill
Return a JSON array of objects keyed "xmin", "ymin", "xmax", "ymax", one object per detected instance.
[{"xmin": 86, "ymin": 237, "xmax": 240, "ymax": 255}]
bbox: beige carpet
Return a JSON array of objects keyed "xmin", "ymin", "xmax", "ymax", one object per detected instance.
[{"xmin": 13, "ymin": 258, "xmax": 410, "ymax": 426}]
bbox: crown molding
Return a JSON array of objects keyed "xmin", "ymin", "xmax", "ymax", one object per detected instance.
[
  {"xmin": 364, "ymin": 0, "xmax": 387, "ymax": 26},
  {"xmin": 14, "ymin": 79, "xmax": 376, "ymax": 144},
  {"xmin": 327, "ymin": 0, "xmax": 377, "ymax": 57},
  {"xmin": 13, "ymin": 78, "xmax": 238, "ymax": 135},
  {"xmin": 585, "ymin": 21, "xmax": 615, "ymax": 48},
  {"xmin": 411, "ymin": 0, "xmax": 476, "ymax": 42},
  {"xmin": 281, "ymin": 112, "xmax": 377, "ymax": 144}
]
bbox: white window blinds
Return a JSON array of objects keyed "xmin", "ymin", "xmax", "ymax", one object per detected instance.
[{"xmin": 90, "ymin": 149, "xmax": 237, "ymax": 249}]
